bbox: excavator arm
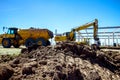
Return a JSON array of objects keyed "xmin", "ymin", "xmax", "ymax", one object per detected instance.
[{"xmin": 72, "ymin": 19, "xmax": 98, "ymax": 41}]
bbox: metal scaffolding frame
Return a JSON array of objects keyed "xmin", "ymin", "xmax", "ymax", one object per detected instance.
[{"xmin": 76, "ymin": 26, "xmax": 120, "ymax": 46}]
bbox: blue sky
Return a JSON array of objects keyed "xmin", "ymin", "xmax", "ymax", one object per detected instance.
[{"xmin": 0, "ymin": 0, "xmax": 120, "ymax": 34}]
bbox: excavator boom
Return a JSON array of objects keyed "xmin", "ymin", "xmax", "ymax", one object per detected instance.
[{"xmin": 73, "ymin": 19, "xmax": 98, "ymax": 40}]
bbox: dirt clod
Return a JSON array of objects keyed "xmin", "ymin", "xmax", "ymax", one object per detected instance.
[
  {"xmin": 0, "ymin": 65, "xmax": 14, "ymax": 80},
  {"xmin": 87, "ymin": 71, "xmax": 101, "ymax": 80},
  {"xmin": 22, "ymin": 65, "xmax": 34, "ymax": 75},
  {"xmin": 12, "ymin": 58, "xmax": 20, "ymax": 64},
  {"xmin": 67, "ymin": 69, "xmax": 84, "ymax": 80},
  {"xmin": 39, "ymin": 60, "xmax": 47, "ymax": 65},
  {"xmin": 53, "ymin": 71, "xmax": 67, "ymax": 80}
]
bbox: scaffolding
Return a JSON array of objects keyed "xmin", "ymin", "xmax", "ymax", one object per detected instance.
[{"xmin": 76, "ymin": 26, "xmax": 120, "ymax": 46}]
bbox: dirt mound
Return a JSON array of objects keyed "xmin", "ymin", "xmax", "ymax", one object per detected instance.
[
  {"xmin": 55, "ymin": 42, "xmax": 120, "ymax": 74},
  {"xmin": 0, "ymin": 41, "xmax": 120, "ymax": 80}
]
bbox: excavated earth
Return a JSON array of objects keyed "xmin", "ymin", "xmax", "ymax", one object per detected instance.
[{"xmin": 0, "ymin": 42, "xmax": 120, "ymax": 80}]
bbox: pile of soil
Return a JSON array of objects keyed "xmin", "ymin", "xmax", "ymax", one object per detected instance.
[{"xmin": 0, "ymin": 41, "xmax": 120, "ymax": 80}]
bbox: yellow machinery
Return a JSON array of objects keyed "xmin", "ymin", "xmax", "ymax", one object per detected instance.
[
  {"xmin": 55, "ymin": 19, "xmax": 99, "ymax": 45},
  {"xmin": 0, "ymin": 28, "xmax": 53, "ymax": 48}
]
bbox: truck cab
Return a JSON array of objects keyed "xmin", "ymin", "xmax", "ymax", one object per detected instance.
[
  {"xmin": 0, "ymin": 27, "xmax": 20, "ymax": 48},
  {"xmin": 7, "ymin": 28, "xmax": 18, "ymax": 35}
]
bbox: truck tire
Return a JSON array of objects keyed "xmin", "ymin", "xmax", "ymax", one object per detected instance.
[
  {"xmin": 46, "ymin": 40, "xmax": 50, "ymax": 46},
  {"xmin": 36, "ymin": 38, "xmax": 46, "ymax": 46},
  {"xmin": 2, "ymin": 38, "xmax": 11, "ymax": 48},
  {"xmin": 13, "ymin": 40, "xmax": 20, "ymax": 48},
  {"xmin": 25, "ymin": 38, "xmax": 35, "ymax": 47}
]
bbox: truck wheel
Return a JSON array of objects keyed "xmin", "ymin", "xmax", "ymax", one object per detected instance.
[
  {"xmin": 13, "ymin": 40, "xmax": 20, "ymax": 48},
  {"xmin": 36, "ymin": 38, "xmax": 46, "ymax": 46},
  {"xmin": 46, "ymin": 40, "xmax": 50, "ymax": 46},
  {"xmin": 2, "ymin": 38, "xmax": 11, "ymax": 48},
  {"xmin": 25, "ymin": 38, "xmax": 35, "ymax": 47}
]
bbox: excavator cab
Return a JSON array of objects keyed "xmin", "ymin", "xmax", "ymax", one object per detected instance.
[
  {"xmin": 65, "ymin": 31, "xmax": 76, "ymax": 41},
  {"xmin": 65, "ymin": 32, "xmax": 70, "ymax": 37}
]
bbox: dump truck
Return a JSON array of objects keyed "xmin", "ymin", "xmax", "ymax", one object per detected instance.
[{"xmin": 0, "ymin": 27, "xmax": 53, "ymax": 48}]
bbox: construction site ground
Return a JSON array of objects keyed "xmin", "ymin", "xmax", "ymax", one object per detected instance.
[{"xmin": 0, "ymin": 42, "xmax": 120, "ymax": 80}]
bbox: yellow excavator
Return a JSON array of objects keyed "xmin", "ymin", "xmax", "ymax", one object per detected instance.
[{"xmin": 55, "ymin": 19, "xmax": 100, "ymax": 47}]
